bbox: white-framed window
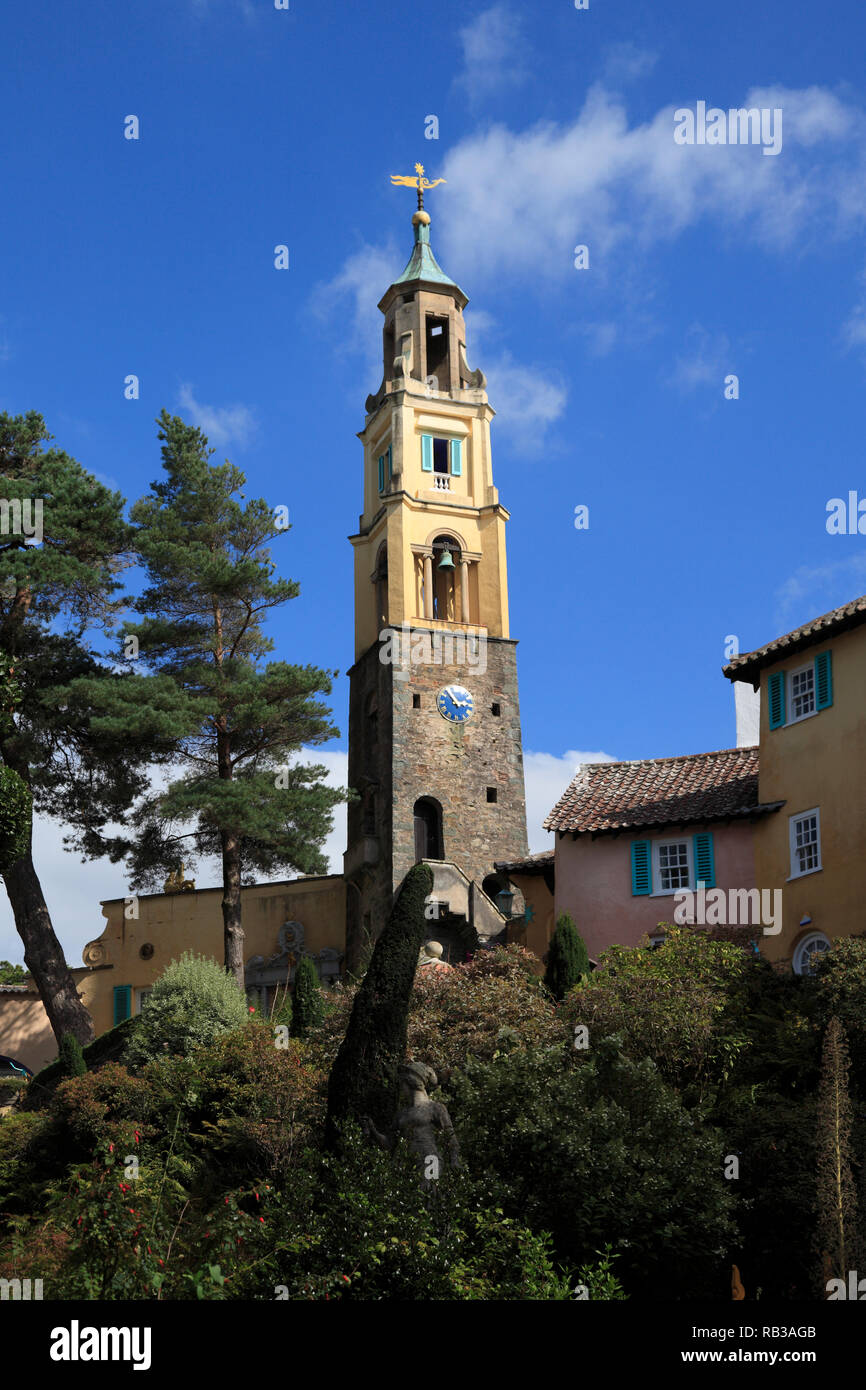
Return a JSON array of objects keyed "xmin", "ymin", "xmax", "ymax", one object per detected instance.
[
  {"xmin": 789, "ymin": 808, "xmax": 822, "ymax": 878},
  {"xmin": 652, "ymin": 838, "xmax": 692, "ymax": 894},
  {"xmin": 134, "ymin": 987, "xmax": 151, "ymax": 1015},
  {"xmin": 788, "ymin": 664, "xmax": 816, "ymax": 723},
  {"xmin": 792, "ymin": 931, "xmax": 831, "ymax": 977}
]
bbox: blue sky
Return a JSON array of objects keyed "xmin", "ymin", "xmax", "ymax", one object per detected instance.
[{"xmin": 2, "ymin": 0, "xmax": 866, "ymax": 962}]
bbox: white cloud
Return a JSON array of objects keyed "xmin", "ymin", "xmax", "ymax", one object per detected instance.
[
  {"xmin": 667, "ymin": 323, "xmax": 732, "ymax": 393},
  {"xmin": 486, "ymin": 352, "xmax": 567, "ymax": 449},
  {"xmin": 312, "ymin": 240, "xmax": 400, "ymax": 385},
  {"xmin": 775, "ymin": 555, "xmax": 866, "ymax": 630},
  {"xmin": 177, "ymin": 384, "xmax": 256, "ymax": 450},
  {"xmin": 455, "ymin": 6, "xmax": 527, "ymax": 103},
  {"xmin": 523, "ymin": 747, "xmax": 617, "ymax": 853},
  {"xmin": 601, "ymin": 42, "xmax": 658, "ymax": 86},
  {"xmin": 435, "ymin": 84, "xmax": 866, "ymax": 288}
]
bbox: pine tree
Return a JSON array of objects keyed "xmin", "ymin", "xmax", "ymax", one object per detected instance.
[
  {"xmin": 0, "ymin": 412, "xmax": 139, "ymax": 1046},
  {"xmin": 544, "ymin": 913, "xmax": 590, "ymax": 1000},
  {"xmin": 815, "ymin": 1016, "xmax": 861, "ymax": 1290},
  {"xmin": 81, "ymin": 412, "xmax": 345, "ymax": 987},
  {"xmin": 326, "ymin": 862, "xmax": 433, "ymax": 1147},
  {"xmin": 290, "ymin": 955, "xmax": 324, "ymax": 1038},
  {"xmin": 58, "ymin": 1032, "xmax": 87, "ymax": 1078}
]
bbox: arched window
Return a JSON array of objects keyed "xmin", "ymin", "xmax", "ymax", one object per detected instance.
[
  {"xmin": 413, "ymin": 797, "xmax": 443, "ymax": 862},
  {"xmin": 792, "ymin": 931, "xmax": 831, "ymax": 977},
  {"xmin": 373, "ymin": 544, "xmax": 388, "ymax": 629},
  {"xmin": 431, "ymin": 534, "xmax": 460, "ymax": 621}
]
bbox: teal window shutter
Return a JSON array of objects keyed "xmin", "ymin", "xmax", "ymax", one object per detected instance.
[
  {"xmin": 421, "ymin": 435, "xmax": 433, "ymax": 472},
  {"xmin": 815, "ymin": 650, "xmax": 833, "ymax": 710},
  {"xmin": 631, "ymin": 840, "xmax": 652, "ymax": 896},
  {"xmin": 113, "ymin": 985, "xmax": 131, "ymax": 1025},
  {"xmin": 377, "ymin": 454, "xmax": 385, "ymax": 492},
  {"xmin": 450, "ymin": 439, "xmax": 463, "ymax": 476},
  {"xmin": 387, "ymin": 444, "xmax": 394, "ymax": 478},
  {"xmin": 693, "ymin": 832, "xmax": 716, "ymax": 889},
  {"xmin": 767, "ymin": 671, "xmax": 786, "ymax": 729}
]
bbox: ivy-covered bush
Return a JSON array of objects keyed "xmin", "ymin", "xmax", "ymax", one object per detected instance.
[
  {"xmin": 124, "ymin": 952, "xmax": 249, "ymax": 1069},
  {"xmin": 0, "ymin": 764, "xmax": 32, "ymax": 874}
]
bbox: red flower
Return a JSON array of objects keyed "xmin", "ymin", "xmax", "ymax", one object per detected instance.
[{"xmin": 109, "ymin": 1143, "xmax": 114, "ymax": 1153}]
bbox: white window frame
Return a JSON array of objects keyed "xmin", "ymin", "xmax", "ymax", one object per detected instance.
[
  {"xmin": 650, "ymin": 837, "xmax": 693, "ymax": 897},
  {"xmin": 134, "ymin": 987, "xmax": 151, "ymax": 1015},
  {"xmin": 792, "ymin": 931, "xmax": 831, "ymax": 977},
  {"xmin": 787, "ymin": 662, "xmax": 816, "ymax": 725},
  {"xmin": 788, "ymin": 807, "xmax": 822, "ymax": 880}
]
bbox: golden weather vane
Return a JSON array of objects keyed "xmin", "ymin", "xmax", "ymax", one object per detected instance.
[{"xmin": 390, "ymin": 162, "xmax": 446, "ymax": 212}]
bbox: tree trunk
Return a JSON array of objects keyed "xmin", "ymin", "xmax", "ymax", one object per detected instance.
[
  {"xmin": 2, "ymin": 849, "xmax": 94, "ymax": 1047},
  {"xmin": 221, "ymin": 829, "xmax": 245, "ymax": 990}
]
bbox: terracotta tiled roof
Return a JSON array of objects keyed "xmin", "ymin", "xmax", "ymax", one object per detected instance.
[
  {"xmin": 493, "ymin": 850, "xmax": 554, "ymax": 874},
  {"xmin": 724, "ymin": 594, "xmax": 866, "ymax": 682},
  {"xmin": 543, "ymin": 746, "xmax": 782, "ymax": 835}
]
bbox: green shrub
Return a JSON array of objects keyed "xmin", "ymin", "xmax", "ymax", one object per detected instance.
[
  {"xmin": 450, "ymin": 1036, "xmax": 737, "ymax": 1299},
  {"xmin": 124, "ymin": 952, "xmax": 249, "ymax": 1069},
  {"xmin": 22, "ymin": 1015, "xmax": 143, "ymax": 1111},
  {"xmin": 59, "ymin": 1033, "xmax": 87, "ymax": 1078},
  {"xmin": 544, "ymin": 914, "xmax": 589, "ymax": 1000},
  {"xmin": 228, "ymin": 1125, "xmax": 573, "ymax": 1301},
  {"xmin": 290, "ymin": 957, "xmax": 324, "ymax": 1039}
]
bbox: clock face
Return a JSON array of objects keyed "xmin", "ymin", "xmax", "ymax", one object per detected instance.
[{"xmin": 437, "ymin": 683, "xmax": 475, "ymax": 723}]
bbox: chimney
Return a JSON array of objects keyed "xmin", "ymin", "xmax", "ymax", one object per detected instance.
[{"xmin": 735, "ymin": 682, "xmax": 760, "ymax": 747}]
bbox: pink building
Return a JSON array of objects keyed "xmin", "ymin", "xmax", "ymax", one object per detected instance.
[{"xmin": 543, "ymin": 747, "xmax": 781, "ymax": 960}]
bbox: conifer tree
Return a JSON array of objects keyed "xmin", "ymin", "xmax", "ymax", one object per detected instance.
[
  {"xmin": 290, "ymin": 955, "xmax": 324, "ymax": 1038},
  {"xmin": 326, "ymin": 862, "xmax": 433, "ymax": 1147},
  {"xmin": 58, "ymin": 1032, "xmax": 87, "ymax": 1078},
  {"xmin": 815, "ymin": 1016, "xmax": 861, "ymax": 1289},
  {"xmin": 544, "ymin": 913, "xmax": 589, "ymax": 1000},
  {"xmin": 0, "ymin": 412, "xmax": 139, "ymax": 1045},
  {"xmin": 81, "ymin": 412, "xmax": 344, "ymax": 987}
]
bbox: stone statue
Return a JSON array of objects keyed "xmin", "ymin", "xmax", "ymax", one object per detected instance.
[
  {"xmin": 363, "ymin": 1061, "xmax": 461, "ymax": 1181},
  {"xmin": 416, "ymin": 940, "xmax": 454, "ymax": 973}
]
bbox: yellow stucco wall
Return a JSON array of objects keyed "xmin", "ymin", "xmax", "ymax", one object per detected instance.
[
  {"xmin": 0, "ymin": 969, "xmax": 107, "ymax": 1072},
  {"xmin": 80, "ymin": 875, "xmax": 346, "ymax": 1037},
  {"xmin": 505, "ymin": 870, "xmax": 555, "ymax": 961},
  {"xmin": 752, "ymin": 627, "xmax": 866, "ymax": 964}
]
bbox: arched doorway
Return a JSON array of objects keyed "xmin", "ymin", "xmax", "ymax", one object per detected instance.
[{"xmin": 413, "ymin": 797, "xmax": 443, "ymax": 862}]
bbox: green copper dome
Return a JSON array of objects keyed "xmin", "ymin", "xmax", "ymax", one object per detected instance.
[{"xmin": 392, "ymin": 219, "xmax": 463, "ymax": 294}]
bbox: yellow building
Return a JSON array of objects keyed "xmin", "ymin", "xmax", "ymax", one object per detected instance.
[
  {"xmin": 75, "ymin": 874, "xmax": 346, "ymax": 1037},
  {"xmin": 724, "ymin": 593, "xmax": 866, "ymax": 972}
]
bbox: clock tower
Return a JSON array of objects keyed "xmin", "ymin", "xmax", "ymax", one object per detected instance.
[{"xmin": 344, "ymin": 186, "xmax": 529, "ymax": 967}]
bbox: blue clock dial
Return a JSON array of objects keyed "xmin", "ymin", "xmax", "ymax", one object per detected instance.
[{"xmin": 437, "ymin": 684, "xmax": 475, "ymax": 723}]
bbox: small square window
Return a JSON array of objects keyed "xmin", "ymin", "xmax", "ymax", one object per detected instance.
[
  {"xmin": 788, "ymin": 665, "xmax": 815, "ymax": 722},
  {"xmin": 412, "ymin": 693, "xmax": 421, "ymax": 709},
  {"xmin": 431, "ymin": 325, "xmax": 443, "ymax": 336},
  {"xmin": 654, "ymin": 840, "xmax": 691, "ymax": 893},
  {"xmin": 491, "ymin": 702, "xmax": 501, "ymax": 716},
  {"xmin": 486, "ymin": 787, "xmax": 498, "ymax": 803}
]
